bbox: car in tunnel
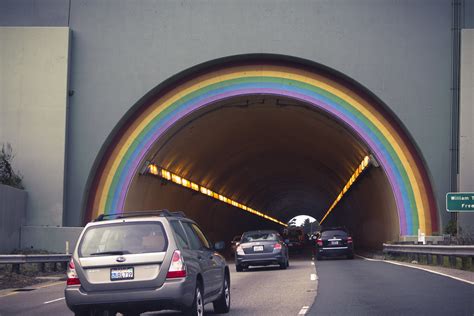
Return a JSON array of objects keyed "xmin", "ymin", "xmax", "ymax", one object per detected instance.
[
  {"xmin": 235, "ymin": 230, "xmax": 289, "ymax": 271},
  {"xmin": 65, "ymin": 210, "xmax": 230, "ymax": 316},
  {"xmin": 315, "ymin": 227, "xmax": 354, "ymax": 260}
]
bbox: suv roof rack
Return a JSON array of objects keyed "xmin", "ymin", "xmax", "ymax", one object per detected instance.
[{"xmin": 93, "ymin": 210, "xmax": 187, "ymax": 222}]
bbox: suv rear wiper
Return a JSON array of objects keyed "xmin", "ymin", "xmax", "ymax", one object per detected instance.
[{"xmin": 90, "ymin": 250, "xmax": 130, "ymax": 256}]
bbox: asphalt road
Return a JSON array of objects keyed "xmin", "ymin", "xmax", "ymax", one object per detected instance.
[
  {"xmin": 309, "ymin": 256, "xmax": 473, "ymax": 316},
  {"xmin": 0, "ymin": 256, "xmax": 317, "ymax": 316},
  {"xmin": 0, "ymin": 254, "xmax": 472, "ymax": 316}
]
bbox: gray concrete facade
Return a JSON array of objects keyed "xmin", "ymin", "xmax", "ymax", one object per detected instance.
[
  {"xmin": 0, "ymin": 184, "xmax": 27, "ymax": 253},
  {"xmin": 0, "ymin": 0, "xmax": 469, "ymax": 235},
  {"xmin": 0, "ymin": 27, "xmax": 70, "ymax": 226},
  {"xmin": 20, "ymin": 225, "xmax": 82, "ymax": 254}
]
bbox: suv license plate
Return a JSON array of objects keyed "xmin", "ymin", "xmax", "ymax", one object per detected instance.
[
  {"xmin": 253, "ymin": 245, "xmax": 264, "ymax": 252},
  {"xmin": 110, "ymin": 267, "xmax": 134, "ymax": 281}
]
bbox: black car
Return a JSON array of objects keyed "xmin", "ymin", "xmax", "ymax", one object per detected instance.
[
  {"xmin": 315, "ymin": 227, "xmax": 354, "ymax": 260},
  {"xmin": 235, "ymin": 230, "xmax": 289, "ymax": 271}
]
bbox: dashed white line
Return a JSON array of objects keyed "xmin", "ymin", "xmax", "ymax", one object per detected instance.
[
  {"xmin": 356, "ymin": 255, "xmax": 474, "ymax": 285},
  {"xmin": 310, "ymin": 273, "xmax": 317, "ymax": 281},
  {"xmin": 311, "ymin": 262, "xmax": 315, "ymax": 265},
  {"xmin": 298, "ymin": 306, "xmax": 310, "ymax": 314},
  {"xmin": 43, "ymin": 297, "xmax": 65, "ymax": 304}
]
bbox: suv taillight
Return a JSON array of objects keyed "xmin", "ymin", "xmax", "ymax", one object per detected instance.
[
  {"xmin": 66, "ymin": 258, "xmax": 81, "ymax": 286},
  {"xmin": 167, "ymin": 250, "xmax": 187, "ymax": 278},
  {"xmin": 347, "ymin": 236, "xmax": 353, "ymax": 243},
  {"xmin": 316, "ymin": 239, "xmax": 323, "ymax": 247}
]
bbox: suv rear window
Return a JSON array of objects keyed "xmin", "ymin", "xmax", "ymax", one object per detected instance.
[
  {"xmin": 79, "ymin": 222, "xmax": 168, "ymax": 257},
  {"xmin": 242, "ymin": 232, "xmax": 279, "ymax": 242},
  {"xmin": 321, "ymin": 230, "xmax": 348, "ymax": 238}
]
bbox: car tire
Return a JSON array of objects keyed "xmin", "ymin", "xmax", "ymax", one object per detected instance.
[
  {"xmin": 279, "ymin": 260, "xmax": 287, "ymax": 269},
  {"xmin": 347, "ymin": 254, "xmax": 354, "ymax": 259},
  {"xmin": 184, "ymin": 281, "xmax": 204, "ymax": 316},
  {"xmin": 286, "ymin": 258, "xmax": 290, "ymax": 268},
  {"xmin": 235, "ymin": 264, "xmax": 243, "ymax": 272},
  {"xmin": 213, "ymin": 274, "xmax": 230, "ymax": 313},
  {"xmin": 316, "ymin": 254, "xmax": 323, "ymax": 261}
]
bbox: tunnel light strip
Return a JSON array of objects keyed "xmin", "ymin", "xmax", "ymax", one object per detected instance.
[
  {"xmin": 145, "ymin": 163, "xmax": 288, "ymax": 227},
  {"xmin": 319, "ymin": 155, "xmax": 371, "ymax": 225}
]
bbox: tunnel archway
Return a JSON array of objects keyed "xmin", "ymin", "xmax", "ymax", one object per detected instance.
[{"xmin": 83, "ymin": 54, "xmax": 439, "ymax": 248}]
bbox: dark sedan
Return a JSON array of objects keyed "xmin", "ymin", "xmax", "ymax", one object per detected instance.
[
  {"xmin": 235, "ymin": 230, "xmax": 289, "ymax": 271},
  {"xmin": 315, "ymin": 227, "xmax": 354, "ymax": 260}
]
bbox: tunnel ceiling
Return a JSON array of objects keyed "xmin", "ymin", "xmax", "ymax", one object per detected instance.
[{"xmin": 142, "ymin": 95, "xmax": 370, "ymax": 222}]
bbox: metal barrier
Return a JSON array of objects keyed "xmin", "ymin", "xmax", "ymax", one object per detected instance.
[
  {"xmin": 0, "ymin": 254, "xmax": 71, "ymax": 273},
  {"xmin": 383, "ymin": 243, "xmax": 474, "ymax": 269}
]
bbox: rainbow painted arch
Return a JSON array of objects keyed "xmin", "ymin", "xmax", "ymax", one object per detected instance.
[{"xmin": 84, "ymin": 55, "xmax": 439, "ymax": 236}]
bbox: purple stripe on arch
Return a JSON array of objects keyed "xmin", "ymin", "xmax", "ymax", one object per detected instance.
[{"xmin": 115, "ymin": 88, "xmax": 408, "ymax": 234}]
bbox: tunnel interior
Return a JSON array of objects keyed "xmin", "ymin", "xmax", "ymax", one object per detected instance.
[{"xmin": 125, "ymin": 95, "xmax": 399, "ymax": 250}]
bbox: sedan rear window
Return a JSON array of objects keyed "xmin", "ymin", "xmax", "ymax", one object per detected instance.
[
  {"xmin": 242, "ymin": 232, "xmax": 278, "ymax": 243},
  {"xmin": 79, "ymin": 222, "xmax": 168, "ymax": 257},
  {"xmin": 321, "ymin": 230, "xmax": 348, "ymax": 238}
]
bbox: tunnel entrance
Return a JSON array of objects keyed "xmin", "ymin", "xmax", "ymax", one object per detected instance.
[{"xmin": 84, "ymin": 55, "xmax": 439, "ymax": 250}]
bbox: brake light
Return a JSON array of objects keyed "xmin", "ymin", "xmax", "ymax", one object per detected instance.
[
  {"xmin": 66, "ymin": 258, "xmax": 81, "ymax": 285},
  {"xmin": 316, "ymin": 239, "xmax": 323, "ymax": 247},
  {"xmin": 274, "ymin": 243, "xmax": 282, "ymax": 250},
  {"xmin": 167, "ymin": 250, "xmax": 187, "ymax": 278},
  {"xmin": 347, "ymin": 237, "xmax": 353, "ymax": 243}
]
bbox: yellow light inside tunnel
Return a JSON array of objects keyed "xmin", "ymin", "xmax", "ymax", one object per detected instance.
[
  {"xmin": 148, "ymin": 164, "xmax": 159, "ymax": 175},
  {"xmin": 171, "ymin": 174, "xmax": 182, "ymax": 185},
  {"xmin": 144, "ymin": 163, "xmax": 287, "ymax": 227},
  {"xmin": 161, "ymin": 169, "xmax": 172, "ymax": 180},
  {"xmin": 182, "ymin": 178, "xmax": 190, "ymax": 188},
  {"xmin": 319, "ymin": 155, "xmax": 372, "ymax": 225}
]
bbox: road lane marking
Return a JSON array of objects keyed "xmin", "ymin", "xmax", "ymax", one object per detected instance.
[
  {"xmin": 35, "ymin": 281, "xmax": 65, "ymax": 289},
  {"xmin": 298, "ymin": 306, "xmax": 310, "ymax": 314},
  {"xmin": 311, "ymin": 262, "xmax": 315, "ymax": 265},
  {"xmin": 44, "ymin": 297, "xmax": 65, "ymax": 304},
  {"xmin": 310, "ymin": 273, "xmax": 317, "ymax": 281},
  {"xmin": 356, "ymin": 255, "xmax": 474, "ymax": 285}
]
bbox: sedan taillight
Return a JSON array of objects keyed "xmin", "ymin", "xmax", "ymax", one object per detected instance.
[
  {"xmin": 347, "ymin": 236, "xmax": 353, "ymax": 243},
  {"xmin": 274, "ymin": 243, "xmax": 282, "ymax": 250},
  {"xmin": 66, "ymin": 258, "xmax": 81, "ymax": 286},
  {"xmin": 316, "ymin": 239, "xmax": 323, "ymax": 247}
]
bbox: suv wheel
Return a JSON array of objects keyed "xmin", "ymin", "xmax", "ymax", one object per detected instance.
[
  {"xmin": 185, "ymin": 282, "xmax": 204, "ymax": 316},
  {"xmin": 213, "ymin": 275, "xmax": 230, "ymax": 313}
]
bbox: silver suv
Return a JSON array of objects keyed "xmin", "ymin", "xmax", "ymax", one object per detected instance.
[{"xmin": 65, "ymin": 210, "xmax": 230, "ymax": 316}]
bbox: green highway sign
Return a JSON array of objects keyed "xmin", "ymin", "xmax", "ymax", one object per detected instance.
[{"xmin": 446, "ymin": 192, "xmax": 474, "ymax": 212}]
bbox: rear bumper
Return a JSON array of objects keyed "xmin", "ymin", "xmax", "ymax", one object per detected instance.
[
  {"xmin": 236, "ymin": 252, "xmax": 285, "ymax": 266},
  {"xmin": 65, "ymin": 278, "xmax": 194, "ymax": 313},
  {"xmin": 317, "ymin": 246, "xmax": 353, "ymax": 257}
]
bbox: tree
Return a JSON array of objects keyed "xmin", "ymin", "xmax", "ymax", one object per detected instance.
[{"xmin": 0, "ymin": 143, "xmax": 24, "ymax": 189}]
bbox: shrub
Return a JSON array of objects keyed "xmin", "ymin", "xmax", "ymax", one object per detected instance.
[{"xmin": 0, "ymin": 143, "xmax": 24, "ymax": 189}]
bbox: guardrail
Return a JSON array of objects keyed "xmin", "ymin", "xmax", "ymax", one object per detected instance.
[
  {"xmin": 383, "ymin": 243, "xmax": 474, "ymax": 269},
  {"xmin": 0, "ymin": 254, "xmax": 71, "ymax": 274}
]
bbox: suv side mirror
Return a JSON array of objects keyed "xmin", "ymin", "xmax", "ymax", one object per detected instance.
[{"xmin": 214, "ymin": 241, "xmax": 225, "ymax": 251}]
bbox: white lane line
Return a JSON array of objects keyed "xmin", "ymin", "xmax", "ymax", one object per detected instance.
[
  {"xmin": 356, "ymin": 255, "xmax": 474, "ymax": 285},
  {"xmin": 310, "ymin": 273, "xmax": 317, "ymax": 281},
  {"xmin": 298, "ymin": 306, "xmax": 310, "ymax": 314},
  {"xmin": 44, "ymin": 297, "xmax": 65, "ymax": 304},
  {"xmin": 311, "ymin": 262, "xmax": 315, "ymax": 265}
]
